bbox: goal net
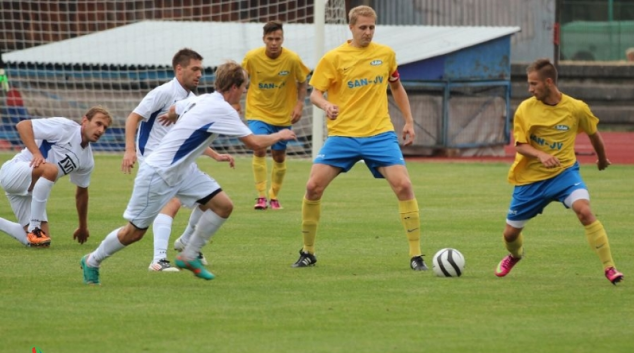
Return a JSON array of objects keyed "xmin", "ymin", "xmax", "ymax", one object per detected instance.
[{"xmin": 0, "ymin": 0, "xmax": 348, "ymax": 157}]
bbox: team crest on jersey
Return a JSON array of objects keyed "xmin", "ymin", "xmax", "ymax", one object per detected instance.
[
  {"xmin": 555, "ymin": 124, "xmax": 570, "ymax": 131},
  {"xmin": 278, "ymin": 70, "xmax": 290, "ymax": 76},
  {"xmin": 370, "ymin": 60, "xmax": 383, "ymax": 66}
]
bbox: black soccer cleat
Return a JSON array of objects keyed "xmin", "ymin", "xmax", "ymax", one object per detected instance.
[
  {"xmin": 292, "ymin": 249, "xmax": 317, "ymax": 268},
  {"xmin": 410, "ymin": 255, "xmax": 428, "ymax": 271}
]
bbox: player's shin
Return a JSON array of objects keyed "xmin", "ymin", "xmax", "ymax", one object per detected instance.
[
  {"xmin": 584, "ymin": 220, "xmax": 615, "ymax": 269},
  {"xmin": 301, "ymin": 197, "xmax": 321, "ymax": 254},
  {"xmin": 182, "ymin": 210, "xmax": 226, "ymax": 260},
  {"xmin": 399, "ymin": 199, "xmax": 421, "ymax": 257},
  {"xmin": 269, "ymin": 161, "xmax": 286, "ymax": 199}
]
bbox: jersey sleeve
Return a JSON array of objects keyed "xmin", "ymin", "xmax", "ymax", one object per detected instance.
[
  {"xmin": 576, "ymin": 101, "xmax": 599, "ymax": 135},
  {"xmin": 31, "ymin": 118, "xmax": 76, "ymax": 142},
  {"xmin": 294, "ymin": 55, "xmax": 311, "ymax": 83},
  {"xmin": 133, "ymin": 86, "xmax": 171, "ymax": 121},
  {"xmin": 69, "ymin": 165, "xmax": 93, "ymax": 188},
  {"xmin": 309, "ymin": 55, "xmax": 336, "ymax": 92},
  {"xmin": 512, "ymin": 103, "xmax": 529, "ymax": 145},
  {"xmin": 208, "ymin": 108, "xmax": 252, "ymax": 138}
]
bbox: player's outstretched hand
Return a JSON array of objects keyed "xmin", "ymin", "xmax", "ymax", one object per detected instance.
[
  {"xmin": 121, "ymin": 150, "xmax": 137, "ymax": 174},
  {"xmin": 278, "ymin": 129, "xmax": 297, "ymax": 141},
  {"xmin": 73, "ymin": 228, "xmax": 89, "ymax": 244},
  {"xmin": 157, "ymin": 113, "xmax": 177, "ymax": 126},
  {"xmin": 215, "ymin": 153, "xmax": 236, "ymax": 169},
  {"xmin": 597, "ymin": 158, "xmax": 611, "ymax": 171}
]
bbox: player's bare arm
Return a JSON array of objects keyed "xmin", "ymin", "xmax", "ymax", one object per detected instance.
[
  {"xmin": 291, "ymin": 81, "xmax": 308, "ymax": 124},
  {"xmin": 310, "ymin": 89, "xmax": 339, "ymax": 120},
  {"xmin": 203, "ymin": 147, "xmax": 235, "ymax": 169},
  {"xmin": 122, "ymin": 112, "xmax": 144, "ymax": 174},
  {"xmin": 73, "ymin": 186, "xmax": 90, "ymax": 244},
  {"xmin": 515, "ymin": 142, "xmax": 561, "ymax": 168},
  {"xmin": 587, "ymin": 131, "xmax": 611, "ymax": 170},
  {"xmin": 16, "ymin": 120, "xmax": 46, "ymax": 167},
  {"xmin": 389, "ymin": 79, "xmax": 415, "ymax": 146},
  {"xmin": 240, "ymin": 129, "xmax": 297, "ymax": 150}
]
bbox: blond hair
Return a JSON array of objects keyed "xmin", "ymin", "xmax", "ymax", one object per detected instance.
[{"xmin": 348, "ymin": 5, "xmax": 376, "ymax": 25}]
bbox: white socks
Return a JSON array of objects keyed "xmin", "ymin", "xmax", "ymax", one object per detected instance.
[
  {"xmin": 29, "ymin": 178, "xmax": 54, "ymax": 231},
  {"xmin": 152, "ymin": 213, "xmax": 173, "ymax": 262},
  {"xmin": 178, "ymin": 206, "xmax": 204, "ymax": 245},
  {"xmin": 87, "ymin": 227, "xmax": 126, "ymax": 267},
  {"xmin": 0, "ymin": 217, "xmax": 28, "ymax": 245},
  {"xmin": 182, "ymin": 210, "xmax": 226, "ymax": 260}
]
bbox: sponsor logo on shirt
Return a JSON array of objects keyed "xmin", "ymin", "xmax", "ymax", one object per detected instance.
[
  {"xmin": 58, "ymin": 155, "xmax": 77, "ymax": 175},
  {"xmin": 347, "ymin": 76, "xmax": 384, "ymax": 89},
  {"xmin": 370, "ymin": 60, "xmax": 383, "ymax": 66},
  {"xmin": 555, "ymin": 125, "xmax": 569, "ymax": 131},
  {"xmin": 530, "ymin": 134, "xmax": 563, "ymax": 150},
  {"xmin": 278, "ymin": 70, "xmax": 290, "ymax": 76}
]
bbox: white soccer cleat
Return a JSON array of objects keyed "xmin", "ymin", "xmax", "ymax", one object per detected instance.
[{"xmin": 148, "ymin": 259, "xmax": 180, "ymax": 272}]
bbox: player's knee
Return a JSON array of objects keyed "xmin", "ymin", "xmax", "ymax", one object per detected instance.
[
  {"xmin": 392, "ymin": 179, "xmax": 413, "ymax": 198},
  {"xmin": 305, "ymin": 181, "xmax": 325, "ymax": 199},
  {"xmin": 575, "ymin": 206, "xmax": 595, "ymax": 225}
]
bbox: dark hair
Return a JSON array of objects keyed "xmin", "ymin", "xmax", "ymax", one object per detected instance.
[
  {"xmin": 263, "ymin": 20, "xmax": 283, "ymax": 35},
  {"xmin": 526, "ymin": 58, "xmax": 558, "ymax": 84},
  {"xmin": 172, "ymin": 48, "xmax": 203, "ymax": 70},
  {"xmin": 215, "ymin": 60, "xmax": 247, "ymax": 93},
  {"xmin": 85, "ymin": 105, "xmax": 112, "ymax": 124}
]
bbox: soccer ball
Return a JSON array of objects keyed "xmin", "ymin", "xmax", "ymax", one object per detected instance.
[{"xmin": 432, "ymin": 248, "xmax": 465, "ymax": 277}]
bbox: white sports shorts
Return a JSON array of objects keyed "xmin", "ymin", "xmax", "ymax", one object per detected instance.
[
  {"xmin": 0, "ymin": 159, "xmax": 33, "ymax": 196},
  {"xmin": 123, "ymin": 163, "xmax": 221, "ymax": 229}
]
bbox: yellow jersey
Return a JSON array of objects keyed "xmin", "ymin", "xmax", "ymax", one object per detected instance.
[
  {"xmin": 508, "ymin": 94, "xmax": 599, "ymax": 185},
  {"xmin": 310, "ymin": 41, "xmax": 397, "ymax": 137},
  {"xmin": 242, "ymin": 47, "xmax": 310, "ymax": 126}
]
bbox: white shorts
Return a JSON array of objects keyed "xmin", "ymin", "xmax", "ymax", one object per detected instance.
[
  {"xmin": 123, "ymin": 163, "xmax": 221, "ymax": 229},
  {"xmin": 0, "ymin": 159, "xmax": 33, "ymax": 196}
]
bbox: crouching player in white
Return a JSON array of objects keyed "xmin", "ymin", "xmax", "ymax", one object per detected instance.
[
  {"xmin": 0, "ymin": 107, "xmax": 112, "ymax": 246},
  {"xmin": 80, "ymin": 61, "xmax": 297, "ymax": 284}
]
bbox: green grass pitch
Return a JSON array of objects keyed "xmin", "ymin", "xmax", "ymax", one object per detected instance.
[{"xmin": 1, "ymin": 153, "xmax": 632, "ymax": 352}]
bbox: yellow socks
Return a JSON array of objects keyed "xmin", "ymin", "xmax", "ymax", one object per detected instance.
[
  {"xmin": 504, "ymin": 232, "xmax": 524, "ymax": 259},
  {"xmin": 252, "ymin": 156, "xmax": 267, "ymax": 197},
  {"xmin": 398, "ymin": 199, "xmax": 421, "ymax": 258},
  {"xmin": 585, "ymin": 220, "xmax": 615, "ymax": 269},
  {"xmin": 269, "ymin": 161, "xmax": 286, "ymax": 200},
  {"xmin": 301, "ymin": 197, "xmax": 321, "ymax": 254}
]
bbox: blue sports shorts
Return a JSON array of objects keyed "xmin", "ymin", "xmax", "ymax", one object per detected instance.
[
  {"xmin": 247, "ymin": 120, "xmax": 291, "ymax": 151},
  {"xmin": 507, "ymin": 162, "xmax": 587, "ymax": 221},
  {"xmin": 314, "ymin": 131, "xmax": 405, "ymax": 178}
]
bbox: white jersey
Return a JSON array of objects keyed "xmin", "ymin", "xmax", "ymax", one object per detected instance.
[
  {"xmin": 10, "ymin": 117, "xmax": 94, "ymax": 187},
  {"xmin": 144, "ymin": 92, "xmax": 252, "ymax": 186},
  {"xmin": 132, "ymin": 78, "xmax": 195, "ymax": 159}
]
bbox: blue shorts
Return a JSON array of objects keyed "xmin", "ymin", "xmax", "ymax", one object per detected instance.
[
  {"xmin": 314, "ymin": 131, "xmax": 405, "ymax": 179},
  {"xmin": 507, "ymin": 162, "xmax": 587, "ymax": 221},
  {"xmin": 247, "ymin": 120, "xmax": 291, "ymax": 151}
]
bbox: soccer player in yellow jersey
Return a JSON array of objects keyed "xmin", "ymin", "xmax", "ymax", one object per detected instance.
[
  {"xmin": 292, "ymin": 5, "xmax": 427, "ymax": 271},
  {"xmin": 495, "ymin": 58, "xmax": 623, "ymax": 285},
  {"xmin": 242, "ymin": 20, "xmax": 310, "ymax": 210}
]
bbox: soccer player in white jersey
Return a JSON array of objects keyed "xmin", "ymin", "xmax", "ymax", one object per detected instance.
[
  {"xmin": 80, "ymin": 61, "xmax": 296, "ymax": 284},
  {"xmin": 0, "ymin": 106, "xmax": 112, "ymax": 247},
  {"xmin": 121, "ymin": 48, "xmax": 233, "ymax": 272}
]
